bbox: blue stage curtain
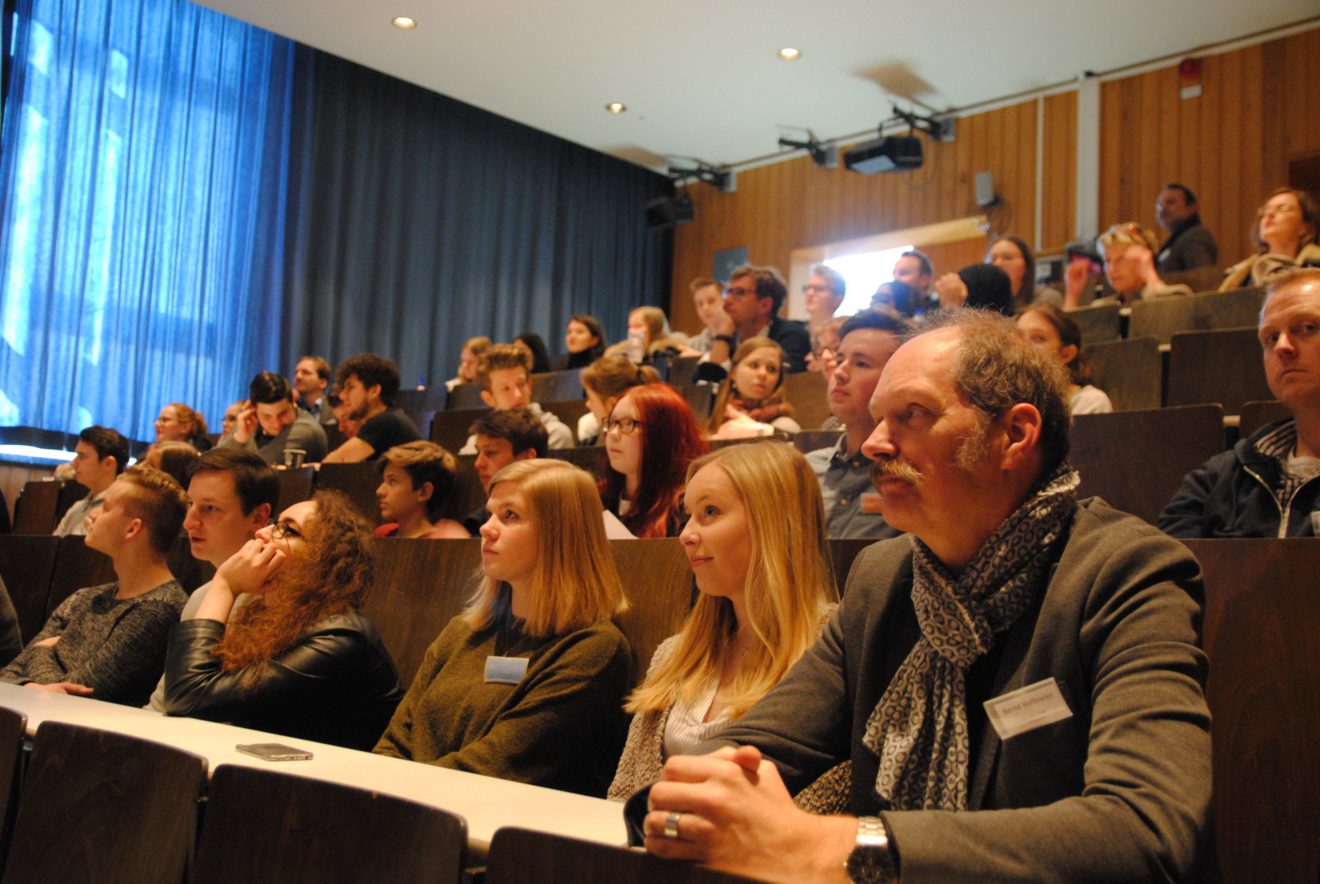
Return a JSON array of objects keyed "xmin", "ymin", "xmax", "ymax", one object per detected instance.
[
  {"xmin": 278, "ymin": 51, "xmax": 674, "ymax": 390},
  {"xmin": 0, "ymin": 0, "xmax": 296, "ymax": 441}
]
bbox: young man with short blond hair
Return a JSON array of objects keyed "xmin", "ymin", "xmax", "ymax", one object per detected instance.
[
  {"xmin": 4, "ymin": 467, "xmax": 188, "ymax": 705},
  {"xmin": 458, "ymin": 344, "xmax": 572, "ymax": 453}
]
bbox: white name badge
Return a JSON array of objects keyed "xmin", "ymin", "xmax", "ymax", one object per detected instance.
[
  {"xmin": 484, "ymin": 655, "xmax": 529, "ymax": 685},
  {"xmin": 983, "ymin": 678, "xmax": 1073, "ymax": 740}
]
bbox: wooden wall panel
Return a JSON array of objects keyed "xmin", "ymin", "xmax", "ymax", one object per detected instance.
[
  {"xmin": 670, "ymin": 99, "xmax": 1041, "ymax": 333},
  {"xmin": 1097, "ymin": 28, "xmax": 1320, "ymax": 269},
  {"xmin": 1041, "ymin": 91, "xmax": 1077, "ymax": 250},
  {"xmin": 669, "ymin": 27, "xmax": 1320, "ymax": 334}
]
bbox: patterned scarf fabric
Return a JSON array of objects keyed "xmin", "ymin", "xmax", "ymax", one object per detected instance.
[
  {"xmin": 736, "ymin": 398, "xmax": 793, "ymax": 424},
  {"xmin": 862, "ymin": 466, "xmax": 1080, "ymax": 811}
]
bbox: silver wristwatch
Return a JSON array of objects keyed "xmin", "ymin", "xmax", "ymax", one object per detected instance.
[{"xmin": 845, "ymin": 815, "xmax": 898, "ymax": 883}]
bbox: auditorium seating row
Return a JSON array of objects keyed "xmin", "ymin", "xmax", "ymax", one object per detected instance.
[
  {"xmin": 419, "ymin": 324, "xmax": 1272, "ymax": 443},
  {"xmin": 5, "ymin": 399, "xmax": 1292, "ymax": 544},
  {"xmin": 407, "ymin": 287, "xmax": 1270, "ymax": 433},
  {"xmin": 1069, "ymin": 285, "xmax": 1264, "ymax": 346},
  {"xmin": 0, "ymin": 534, "xmax": 870, "ymax": 689},
  {"xmin": 0, "ymin": 537, "xmax": 1312, "ymax": 882},
  {"xmin": 422, "ymin": 371, "xmax": 832, "ymax": 450}
]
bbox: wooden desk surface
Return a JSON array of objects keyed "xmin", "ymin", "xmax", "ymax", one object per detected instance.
[{"xmin": 0, "ymin": 683, "xmax": 627, "ymax": 856}]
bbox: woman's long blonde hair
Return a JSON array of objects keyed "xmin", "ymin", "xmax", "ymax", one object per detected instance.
[
  {"xmin": 626, "ymin": 443, "xmax": 836, "ymax": 717},
  {"xmin": 465, "ymin": 459, "xmax": 628, "ymax": 637}
]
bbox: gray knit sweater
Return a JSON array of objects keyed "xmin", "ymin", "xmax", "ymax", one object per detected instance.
[{"xmin": 0, "ymin": 580, "xmax": 186, "ymax": 706}]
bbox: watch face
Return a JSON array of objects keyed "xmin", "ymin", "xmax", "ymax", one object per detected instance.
[{"xmin": 847, "ymin": 818, "xmax": 895, "ymax": 883}]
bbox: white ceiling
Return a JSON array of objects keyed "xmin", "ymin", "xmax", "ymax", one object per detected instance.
[{"xmin": 194, "ymin": 0, "xmax": 1317, "ymax": 173}]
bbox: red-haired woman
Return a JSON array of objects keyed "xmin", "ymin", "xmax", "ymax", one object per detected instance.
[{"xmin": 600, "ymin": 384, "xmax": 707, "ymax": 538}]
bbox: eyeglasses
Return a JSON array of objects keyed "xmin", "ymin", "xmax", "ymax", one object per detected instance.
[
  {"xmin": 602, "ymin": 417, "xmax": 644, "ymax": 435},
  {"xmin": 724, "ymin": 286, "xmax": 757, "ymax": 298},
  {"xmin": 802, "ymin": 283, "xmax": 833, "ymax": 294},
  {"xmin": 270, "ymin": 518, "xmax": 303, "ymax": 540}
]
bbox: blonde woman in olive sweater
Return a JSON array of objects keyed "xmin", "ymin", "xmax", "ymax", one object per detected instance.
[{"xmin": 373, "ymin": 459, "xmax": 631, "ymax": 797}]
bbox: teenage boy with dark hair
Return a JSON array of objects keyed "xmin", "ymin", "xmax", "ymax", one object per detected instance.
[
  {"xmin": 805, "ymin": 310, "xmax": 910, "ymax": 539},
  {"xmin": 55, "ymin": 425, "xmax": 130, "ymax": 536},
  {"xmin": 461, "ymin": 408, "xmax": 549, "ymax": 534},
  {"xmin": 220, "ymin": 371, "xmax": 328, "ymax": 464},
  {"xmin": 3, "ymin": 467, "xmax": 188, "ymax": 705},
  {"xmin": 375, "ymin": 441, "xmax": 470, "ymax": 539},
  {"xmin": 323, "ymin": 353, "xmax": 422, "ymax": 463}
]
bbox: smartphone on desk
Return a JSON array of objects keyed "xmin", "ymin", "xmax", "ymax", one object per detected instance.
[{"xmin": 236, "ymin": 742, "xmax": 314, "ymax": 762}]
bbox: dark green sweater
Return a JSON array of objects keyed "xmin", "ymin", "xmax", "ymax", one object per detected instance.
[{"xmin": 374, "ymin": 614, "xmax": 631, "ymax": 797}]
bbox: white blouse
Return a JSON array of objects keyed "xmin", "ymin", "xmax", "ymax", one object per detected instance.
[{"xmin": 663, "ymin": 681, "xmax": 732, "ymax": 758}]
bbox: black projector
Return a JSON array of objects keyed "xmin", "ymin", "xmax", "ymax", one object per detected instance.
[{"xmin": 843, "ymin": 135, "xmax": 924, "ymax": 174}]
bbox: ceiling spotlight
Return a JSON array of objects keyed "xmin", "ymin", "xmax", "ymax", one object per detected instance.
[
  {"xmin": 778, "ymin": 47, "xmax": 801, "ymax": 61},
  {"xmin": 391, "ymin": 16, "xmax": 417, "ymax": 30},
  {"xmin": 605, "ymin": 102, "xmax": 627, "ymax": 114}
]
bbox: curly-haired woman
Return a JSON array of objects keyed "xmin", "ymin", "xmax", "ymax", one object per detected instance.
[{"xmin": 162, "ymin": 490, "xmax": 403, "ymax": 749}]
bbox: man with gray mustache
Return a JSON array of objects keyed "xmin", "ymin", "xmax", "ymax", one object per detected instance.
[{"xmin": 636, "ymin": 309, "xmax": 1211, "ymax": 882}]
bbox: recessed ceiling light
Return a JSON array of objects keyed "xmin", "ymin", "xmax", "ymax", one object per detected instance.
[
  {"xmin": 778, "ymin": 47, "xmax": 801, "ymax": 61},
  {"xmin": 605, "ymin": 102, "xmax": 627, "ymax": 114},
  {"xmin": 392, "ymin": 16, "xmax": 417, "ymax": 30}
]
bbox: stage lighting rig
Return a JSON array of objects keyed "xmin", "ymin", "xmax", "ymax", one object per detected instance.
[
  {"xmin": 777, "ymin": 130, "xmax": 838, "ymax": 168},
  {"xmin": 667, "ymin": 162, "xmax": 736, "ymax": 194}
]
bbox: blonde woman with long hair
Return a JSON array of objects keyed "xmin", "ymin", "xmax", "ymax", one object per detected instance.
[
  {"xmin": 375, "ymin": 459, "xmax": 632, "ymax": 796},
  {"xmin": 609, "ymin": 442, "xmax": 837, "ymax": 801}
]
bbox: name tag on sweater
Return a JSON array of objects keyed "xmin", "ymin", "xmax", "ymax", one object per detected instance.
[
  {"xmin": 983, "ymin": 678, "xmax": 1072, "ymax": 740},
  {"xmin": 484, "ymin": 655, "xmax": 529, "ymax": 685}
]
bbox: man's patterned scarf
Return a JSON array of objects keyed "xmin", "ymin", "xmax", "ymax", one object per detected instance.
[{"xmin": 861, "ymin": 466, "xmax": 1079, "ymax": 810}]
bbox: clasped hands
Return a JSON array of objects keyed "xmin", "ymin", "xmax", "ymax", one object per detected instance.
[{"xmin": 642, "ymin": 745, "xmax": 851, "ymax": 883}]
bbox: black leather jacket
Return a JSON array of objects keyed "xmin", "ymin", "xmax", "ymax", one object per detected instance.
[{"xmin": 163, "ymin": 612, "xmax": 403, "ymax": 750}]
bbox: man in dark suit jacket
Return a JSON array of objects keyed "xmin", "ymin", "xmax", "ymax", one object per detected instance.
[
  {"xmin": 637, "ymin": 309, "xmax": 1210, "ymax": 882},
  {"xmin": 704, "ymin": 263, "xmax": 812, "ymax": 373},
  {"xmin": 1155, "ymin": 182, "xmax": 1219, "ymax": 275}
]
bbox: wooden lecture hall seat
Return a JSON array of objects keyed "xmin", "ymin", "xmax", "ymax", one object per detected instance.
[
  {"xmin": 1, "ymin": 722, "xmax": 207, "ymax": 884},
  {"xmin": 194, "ymin": 764, "xmax": 467, "ymax": 884},
  {"xmin": 486, "ymin": 828, "xmax": 760, "ymax": 884}
]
